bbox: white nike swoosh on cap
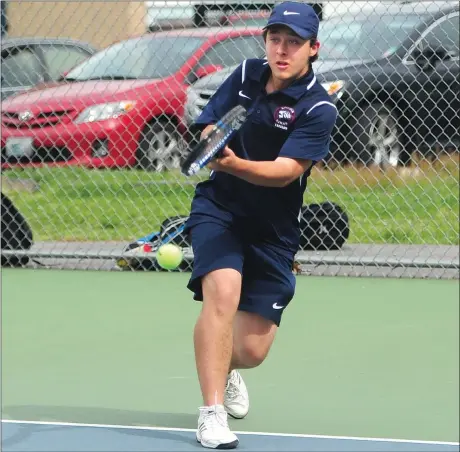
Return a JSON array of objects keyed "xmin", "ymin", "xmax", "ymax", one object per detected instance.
[
  {"xmin": 283, "ymin": 11, "xmax": 300, "ymax": 15},
  {"xmin": 272, "ymin": 303, "xmax": 285, "ymax": 310}
]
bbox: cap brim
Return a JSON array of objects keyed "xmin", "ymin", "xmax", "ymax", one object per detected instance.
[{"xmin": 263, "ymin": 21, "xmax": 312, "ymax": 40}]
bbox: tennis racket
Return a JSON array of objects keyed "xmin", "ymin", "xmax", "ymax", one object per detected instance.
[
  {"xmin": 116, "ymin": 216, "xmax": 188, "ymax": 271},
  {"xmin": 181, "ymin": 105, "xmax": 248, "ymax": 176}
]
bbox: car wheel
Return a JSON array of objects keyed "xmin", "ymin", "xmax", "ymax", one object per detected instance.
[
  {"xmin": 136, "ymin": 120, "xmax": 185, "ymax": 171},
  {"xmin": 352, "ymin": 103, "xmax": 409, "ymax": 167}
]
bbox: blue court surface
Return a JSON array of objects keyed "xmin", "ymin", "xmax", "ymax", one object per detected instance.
[{"xmin": 2, "ymin": 420, "xmax": 459, "ymax": 452}]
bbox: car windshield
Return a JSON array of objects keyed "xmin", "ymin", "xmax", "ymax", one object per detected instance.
[
  {"xmin": 318, "ymin": 13, "xmax": 427, "ymax": 60},
  {"xmin": 228, "ymin": 17, "xmax": 268, "ymax": 27},
  {"xmin": 65, "ymin": 36, "xmax": 206, "ymax": 81},
  {"xmin": 232, "ymin": 12, "xmax": 427, "ymax": 60}
]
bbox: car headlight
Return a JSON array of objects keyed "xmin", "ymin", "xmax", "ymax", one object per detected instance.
[
  {"xmin": 321, "ymin": 80, "xmax": 346, "ymax": 97},
  {"xmin": 74, "ymin": 101, "xmax": 136, "ymax": 124}
]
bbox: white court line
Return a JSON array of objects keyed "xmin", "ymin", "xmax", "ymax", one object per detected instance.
[{"xmin": 2, "ymin": 419, "xmax": 459, "ymax": 447}]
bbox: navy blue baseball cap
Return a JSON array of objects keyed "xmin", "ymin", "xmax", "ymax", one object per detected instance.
[{"xmin": 264, "ymin": 1, "xmax": 319, "ymax": 40}]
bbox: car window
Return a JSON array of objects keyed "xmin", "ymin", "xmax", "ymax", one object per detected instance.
[
  {"xmin": 1, "ymin": 47, "xmax": 43, "ymax": 88},
  {"xmin": 66, "ymin": 36, "xmax": 206, "ymax": 80},
  {"xmin": 417, "ymin": 13, "xmax": 459, "ymax": 57},
  {"xmin": 318, "ymin": 13, "xmax": 426, "ymax": 60},
  {"xmin": 199, "ymin": 36, "xmax": 264, "ymax": 68},
  {"xmin": 40, "ymin": 45, "xmax": 92, "ymax": 80}
]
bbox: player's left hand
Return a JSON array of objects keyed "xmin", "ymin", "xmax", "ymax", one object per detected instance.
[{"xmin": 207, "ymin": 146, "xmax": 240, "ymax": 172}]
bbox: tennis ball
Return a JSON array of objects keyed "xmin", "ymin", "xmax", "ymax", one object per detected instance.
[{"xmin": 156, "ymin": 243, "xmax": 183, "ymax": 270}]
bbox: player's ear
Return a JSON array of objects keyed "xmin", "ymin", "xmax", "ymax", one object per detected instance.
[
  {"xmin": 309, "ymin": 38, "xmax": 320, "ymax": 64},
  {"xmin": 309, "ymin": 38, "xmax": 319, "ymax": 56}
]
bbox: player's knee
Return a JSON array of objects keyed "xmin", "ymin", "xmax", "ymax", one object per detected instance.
[
  {"xmin": 235, "ymin": 332, "xmax": 273, "ymax": 368},
  {"xmin": 240, "ymin": 342, "xmax": 269, "ymax": 368},
  {"xmin": 207, "ymin": 290, "xmax": 239, "ymax": 318},
  {"xmin": 202, "ymin": 270, "xmax": 241, "ymax": 318}
]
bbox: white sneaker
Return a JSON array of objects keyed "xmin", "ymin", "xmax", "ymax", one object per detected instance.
[
  {"xmin": 224, "ymin": 370, "xmax": 249, "ymax": 419},
  {"xmin": 196, "ymin": 404, "xmax": 239, "ymax": 449}
]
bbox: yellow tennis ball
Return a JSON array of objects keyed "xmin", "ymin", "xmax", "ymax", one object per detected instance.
[{"xmin": 156, "ymin": 244, "xmax": 183, "ymax": 270}]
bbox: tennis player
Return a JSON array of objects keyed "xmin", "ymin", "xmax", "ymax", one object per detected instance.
[{"xmin": 185, "ymin": 2, "xmax": 337, "ymax": 448}]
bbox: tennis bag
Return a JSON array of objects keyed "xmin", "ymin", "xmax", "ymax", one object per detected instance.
[
  {"xmin": 1, "ymin": 192, "xmax": 34, "ymax": 267},
  {"xmin": 299, "ymin": 201, "xmax": 350, "ymax": 250},
  {"xmin": 117, "ymin": 215, "xmax": 191, "ymax": 271}
]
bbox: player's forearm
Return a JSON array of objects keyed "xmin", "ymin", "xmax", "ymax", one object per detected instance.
[{"xmin": 226, "ymin": 159, "xmax": 294, "ymax": 187}]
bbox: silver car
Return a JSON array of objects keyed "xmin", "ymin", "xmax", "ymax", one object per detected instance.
[{"xmin": 1, "ymin": 37, "xmax": 96, "ymax": 100}]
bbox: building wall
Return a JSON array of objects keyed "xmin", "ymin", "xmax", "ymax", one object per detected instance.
[{"xmin": 6, "ymin": 1, "xmax": 147, "ymax": 49}]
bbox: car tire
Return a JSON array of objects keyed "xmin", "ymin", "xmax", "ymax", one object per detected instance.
[
  {"xmin": 136, "ymin": 120, "xmax": 185, "ymax": 172},
  {"xmin": 351, "ymin": 103, "xmax": 410, "ymax": 167}
]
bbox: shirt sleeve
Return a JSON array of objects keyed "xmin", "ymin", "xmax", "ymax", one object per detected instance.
[
  {"xmin": 278, "ymin": 103, "xmax": 338, "ymax": 162},
  {"xmin": 194, "ymin": 63, "xmax": 243, "ymax": 127}
]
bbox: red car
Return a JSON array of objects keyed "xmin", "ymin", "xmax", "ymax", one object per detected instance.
[{"xmin": 1, "ymin": 27, "xmax": 264, "ymax": 171}]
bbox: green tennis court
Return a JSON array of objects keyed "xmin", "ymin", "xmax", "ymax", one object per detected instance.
[{"xmin": 2, "ymin": 269, "xmax": 459, "ymax": 450}]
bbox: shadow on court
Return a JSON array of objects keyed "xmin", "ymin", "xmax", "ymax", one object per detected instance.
[{"xmin": 2, "ymin": 405, "xmax": 197, "ymax": 429}]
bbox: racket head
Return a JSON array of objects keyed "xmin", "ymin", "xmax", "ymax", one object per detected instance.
[{"xmin": 181, "ymin": 105, "xmax": 247, "ymax": 176}]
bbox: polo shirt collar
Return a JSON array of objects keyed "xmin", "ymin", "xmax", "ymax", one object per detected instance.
[{"xmin": 247, "ymin": 60, "xmax": 316, "ymax": 100}]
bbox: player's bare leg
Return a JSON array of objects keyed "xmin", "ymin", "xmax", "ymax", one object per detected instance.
[
  {"xmin": 224, "ymin": 312, "xmax": 278, "ymax": 419},
  {"xmin": 194, "ymin": 268, "xmax": 241, "ymax": 449},
  {"xmin": 231, "ymin": 311, "xmax": 278, "ymax": 370}
]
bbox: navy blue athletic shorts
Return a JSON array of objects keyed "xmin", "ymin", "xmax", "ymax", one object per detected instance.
[{"xmin": 186, "ymin": 218, "xmax": 296, "ymax": 326}]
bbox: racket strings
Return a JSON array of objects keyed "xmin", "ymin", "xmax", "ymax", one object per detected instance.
[
  {"xmin": 181, "ymin": 105, "xmax": 248, "ymax": 176},
  {"xmin": 195, "ymin": 129, "xmax": 235, "ymax": 168}
]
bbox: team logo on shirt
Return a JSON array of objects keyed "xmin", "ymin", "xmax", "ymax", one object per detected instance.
[{"xmin": 274, "ymin": 106, "xmax": 296, "ymax": 130}]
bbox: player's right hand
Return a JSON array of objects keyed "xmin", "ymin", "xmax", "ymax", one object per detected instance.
[{"xmin": 207, "ymin": 146, "xmax": 239, "ymax": 173}]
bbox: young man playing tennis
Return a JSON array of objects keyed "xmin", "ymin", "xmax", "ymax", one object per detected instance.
[{"xmin": 185, "ymin": 2, "xmax": 337, "ymax": 448}]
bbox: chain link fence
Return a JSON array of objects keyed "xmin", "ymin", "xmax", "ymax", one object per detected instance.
[{"xmin": 1, "ymin": 1, "xmax": 459, "ymax": 278}]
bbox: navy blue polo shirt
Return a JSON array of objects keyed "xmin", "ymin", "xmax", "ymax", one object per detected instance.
[{"xmin": 187, "ymin": 58, "xmax": 338, "ymax": 255}]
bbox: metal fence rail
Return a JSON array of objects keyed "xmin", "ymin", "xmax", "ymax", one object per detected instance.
[{"xmin": 1, "ymin": 1, "xmax": 459, "ymax": 278}]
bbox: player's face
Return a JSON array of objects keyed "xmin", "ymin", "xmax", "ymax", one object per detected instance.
[{"xmin": 265, "ymin": 27, "xmax": 318, "ymax": 85}]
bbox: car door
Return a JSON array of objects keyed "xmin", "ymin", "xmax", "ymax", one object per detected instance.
[
  {"xmin": 35, "ymin": 44, "xmax": 94, "ymax": 82},
  {"xmin": 404, "ymin": 11, "xmax": 459, "ymax": 151},
  {"xmin": 1, "ymin": 45, "xmax": 45, "ymax": 100}
]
